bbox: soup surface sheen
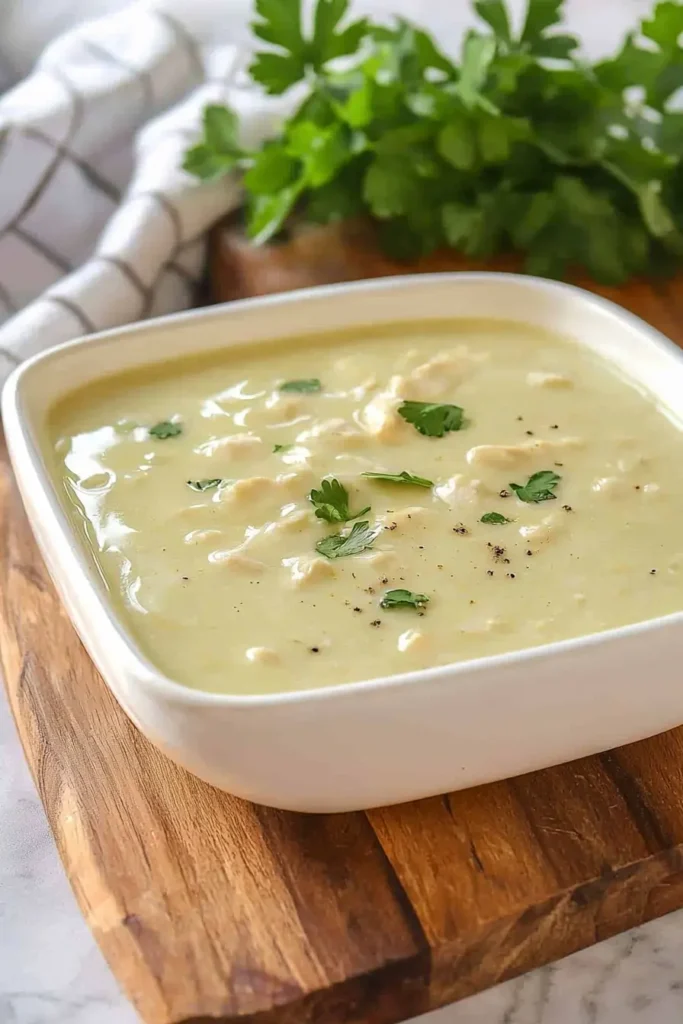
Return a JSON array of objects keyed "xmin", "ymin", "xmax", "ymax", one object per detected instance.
[{"xmin": 50, "ymin": 319, "xmax": 683, "ymax": 695}]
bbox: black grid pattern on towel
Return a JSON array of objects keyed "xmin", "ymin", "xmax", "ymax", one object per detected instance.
[{"xmin": 0, "ymin": 8, "xmax": 217, "ymax": 350}]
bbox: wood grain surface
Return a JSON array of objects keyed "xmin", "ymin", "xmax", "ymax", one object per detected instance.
[{"xmin": 4, "ymin": 223, "xmax": 683, "ymax": 1024}]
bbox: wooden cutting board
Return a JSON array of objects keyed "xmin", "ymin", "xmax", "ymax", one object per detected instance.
[{"xmin": 5, "ymin": 224, "xmax": 683, "ymax": 1024}]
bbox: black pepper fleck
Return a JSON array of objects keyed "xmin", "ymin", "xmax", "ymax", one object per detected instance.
[
  {"xmin": 499, "ymin": 489, "xmax": 510, "ymax": 498},
  {"xmin": 385, "ymin": 522, "xmax": 398, "ymax": 531},
  {"xmin": 487, "ymin": 570, "xmax": 494, "ymax": 576},
  {"xmin": 517, "ymin": 415, "xmax": 523, "ymax": 421},
  {"xmin": 366, "ymin": 586, "xmax": 375, "ymax": 594},
  {"xmin": 526, "ymin": 549, "xmax": 533, "ymax": 556},
  {"xmin": 310, "ymin": 647, "xmax": 320, "ymax": 653},
  {"xmin": 453, "ymin": 524, "xmax": 469, "ymax": 535},
  {"xmin": 507, "ymin": 573, "xmax": 516, "ymax": 579},
  {"xmin": 554, "ymin": 462, "xmax": 563, "ymax": 467},
  {"xmin": 380, "ymin": 576, "xmax": 389, "ymax": 584},
  {"xmin": 525, "ymin": 430, "xmax": 534, "ymax": 436},
  {"xmin": 370, "ymin": 619, "xmax": 381, "ymax": 627},
  {"xmin": 419, "ymin": 545, "xmax": 424, "ymax": 550},
  {"xmin": 181, "ymin": 576, "xmax": 189, "ymax": 581},
  {"xmin": 635, "ymin": 485, "xmax": 641, "ymax": 490},
  {"xmin": 562, "ymin": 504, "xmax": 573, "ymax": 512},
  {"xmin": 550, "ymin": 424, "xmax": 559, "ymax": 429},
  {"xmin": 650, "ymin": 568, "xmax": 657, "ymax": 575},
  {"xmin": 353, "ymin": 606, "xmax": 362, "ymax": 613}
]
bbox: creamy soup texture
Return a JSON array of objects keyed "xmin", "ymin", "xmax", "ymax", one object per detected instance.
[{"xmin": 49, "ymin": 319, "xmax": 683, "ymax": 695}]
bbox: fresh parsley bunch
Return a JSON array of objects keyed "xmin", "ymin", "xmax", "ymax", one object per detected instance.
[{"xmin": 183, "ymin": 0, "xmax": 683, "ymax": 284}]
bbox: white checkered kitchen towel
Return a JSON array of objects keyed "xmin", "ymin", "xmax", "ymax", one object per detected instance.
[{"xmin": 0, "ymin": 0, "xmax": 296, "ymax": 386}]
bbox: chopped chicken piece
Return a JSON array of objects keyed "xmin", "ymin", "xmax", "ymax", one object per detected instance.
[
  {"xmin": 358, "ymin": 376, "xmax": 407, "ymax": 442},
  {"xmin": 397, "ymin": 629, "xmax": 427, "ymax": 653},
  {"xmin": 245, "ymin": 647, "xmax": 280, "ymax": 665},
  {"xmin": 362, "ymin": 549, "xmax": 397, "ymax": 568},
  {"xmin": 351, "ymin": 375, "xmax": 379, "ymax": 400},
  {"xmin": 407, "ymin": 348, "xmax": 489, "ymax": 399},
  {"xmin": 211, "ymin": 550, "xmax": 267, "ymax": 574},
  {"xmin": 264, "ymin": 509, "xmax": 312, "ymax": 536},
  {"xmin": 376, "ymin": 507, "xmax": 428, "ymax": 532},
  {"xmin": 196, "ymin": 434, "xmax": 264, "ymax": 459},
  {"xmin": 296, "ymin": 418, "xmax": 366, "ymax": 449},
  {"xmin": 526, "ymin": 371, "xmax": 573, "ymax": 389},
  {"xmin": 184, "ymin": 528, "xmax": 222, "ymax": 545},
  {"xmin": 264, "ymin": 394, "xmax": 302, "ymax": 417},
  {"xmin": 467, "ymin": 437, "xmax": 583, "ymax": 468},
  {"xmin": 591, "ymin": 475, "xmax": 630, "ymax": 498},
  {"xmin": 283, "ymin": 556, "xmax": 336, "ymax": 588},
  {"xmin": 434, "ymin": 474, "xmax": 485, "ymax": 507},
  {"xmin": 219, "ymin": 476, "xmax": 275, "ymax": 503},
  {"xmin": 519, "ymin": 513, "xmax": 567, "ymax": 545}
]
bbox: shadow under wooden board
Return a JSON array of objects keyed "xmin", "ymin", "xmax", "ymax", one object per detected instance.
[{"xmin": 4, "ymin": 227, "xmax": 683, "ymax": 1024}]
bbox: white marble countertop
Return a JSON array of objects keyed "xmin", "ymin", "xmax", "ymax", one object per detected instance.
[{"xmin": 3, "ymin": 0, "xmax": 683, "ymax": 1022}]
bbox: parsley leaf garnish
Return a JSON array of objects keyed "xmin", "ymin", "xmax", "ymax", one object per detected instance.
[
  {"xmin": 309, "ymin": 477, "xmax": 370, "ymax": 523},
  {"xmin": 273, "ymin": 443, "xmax": 294, "ymax": 452},
  {"xmin": 481, "ymin": 511, "xmax": 513, "ymax": 524},
  {"xmin": 149, "ymin": 421, "xmax": 182, "ymax": 440},
  {"xmin": 510, "ymin": 470, "xmax": 561, "ymax": 503},
  {"xmin": 362, "ymin": 470, "xmax": 434, "ymax": 488},
  {"xmin": 398, "ymin": 401, "xmax": 464, "ymax": 438},
  {"xmin": 279, "ymin": 378, "xmax": 322, "ymax": 393},
  {"xmin": 380, "ymin": 589, "xmax": 430, "ymax": 610},
  {"xmin": 184, "ymin": 0, "xmax": 683, "ymax": 285},
  {"xmin": 187, "ymin": 478, "xmax": 223, "ymax": 492},
  {"xmin": 315, "ymin": 520, "xmax": 379, "ymax": 559}
]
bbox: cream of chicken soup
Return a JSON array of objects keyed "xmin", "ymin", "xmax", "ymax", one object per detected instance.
[{"xmin": 49, "ymin": 319, "xmax": 683, "ymax": 695}]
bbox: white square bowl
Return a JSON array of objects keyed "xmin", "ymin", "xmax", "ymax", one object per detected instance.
[{"xmin": 4, "ymin": 273, "xmax": 683, "ymax": 813}]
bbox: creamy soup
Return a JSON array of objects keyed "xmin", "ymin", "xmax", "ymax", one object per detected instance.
[{"xmin": 49, "ymin": 319, "xmax": 683, "ymax": 695}]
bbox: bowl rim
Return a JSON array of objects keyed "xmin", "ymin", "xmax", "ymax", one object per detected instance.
[{"xmin": 5, "ymin": 269, "xmax": 683, "ymax": 710}]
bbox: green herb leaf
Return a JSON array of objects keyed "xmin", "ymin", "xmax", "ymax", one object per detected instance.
[
  {"xmin": 279, "ymin": 378, "xmax": 322, "ymax": 393},
  {"xmin": 309, "ymin": 477, "xmax": 370, "ymax": 523},
  {"xmin": 510, "ymin": 469, "xmax": 561, "ymax": 503},
  {"xmin": 273, "ymin": 443, "xmax": 294, "ymax": 453},
  {"xmin": 474, "ymin": 0, "xmax": 511, "ymax": 43},
  {"xmin": 187, "ymin": 478, "xmax": 223, "ymax": 492},
  {"xmin": 249, "ymin": 0, "xmax": 368, "ymax": 94},
  {"xmin": 182, "ymin": 105, "xmax": 243, "ymax": 181},
  {"xmin": 398, "ymin": 401, "xmax": 465, "ymax": 437},
  {"xmin": 315, "ymin": 520, "xmax": 379, "ymax": 559},
  {"xmin": 481, "ymin": 511, "xmax": 513, "ymax": 524},
  {"xmin": 149, "ymin": 421, "xmax": 182, "ymax": 440},
  {"xmin": 380, "ymin": 588, "xmax": 430, "ymax": 609},
  {"xmin": 362, "ymin": 470, "xmax": 434, "ymax": 488}
]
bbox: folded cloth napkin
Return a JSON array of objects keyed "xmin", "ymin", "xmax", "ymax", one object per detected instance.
[{"xmin": 0, "ymin": 0, "xmax": 290, "ymax": 386}]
